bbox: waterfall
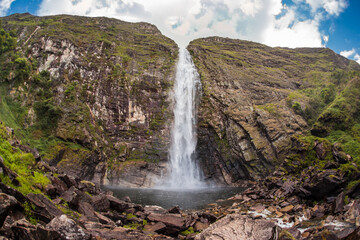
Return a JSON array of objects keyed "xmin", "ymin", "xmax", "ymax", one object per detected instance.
[{"xmin": 161, "ymin": 48, "xmax": 203, "ymax": 189}]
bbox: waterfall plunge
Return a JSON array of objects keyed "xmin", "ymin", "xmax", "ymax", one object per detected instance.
[{"xmin": 160, "ymin": 48, "xmax": 204, "ymax": 189}]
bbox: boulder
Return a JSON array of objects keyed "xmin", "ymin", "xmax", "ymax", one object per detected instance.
[
  {"xmin": 147, "ymin": 213, "xmax": 185, "ymax": 236},
  {"xmin": 78, "ymin": 180, "xmax": 99, "ymax": 195},
  {"xmin": 143, "ymin": 222, "xmax": 167, "ymax": 233},
  {"xmin": 26, "ymin": 193, "xmax": 63, "ymax": 223},
  {"xmin": 195, "ymin": 214, "xmax": 279, "ymax": 240},
  {"xmin": 58, "ymin": 174, "xmax": 78, "ymax": 188},
  {"xmin": 168, "ymin": 206, "xmax": 181, "ymax": 214},
  {"xmin": 78, "ymin": 201, "xmax": 96, "ymax": 218},
  {"xmin": 91, "ymin": 194, "xmax": 110, "ymax": 212},
  {"xmin": 47, "ymin": 175, "xmax": 68, "ymax": 196},
  {"xmin": 106, "ymin": 195, "xmax": 134, "ymax": 213},
  {"xmin": 47, "ymin": 214, "xmax": 91, "ymax": 240},
  {"xmin": 10, "ymin": 218, "xmax": 60, "ymax": 240},
  {"xmin": 0, "ymin": 183, "xmax": 26, "ymax": 203},
  {"xmin": 303, "ymin": 170, "xmax": 344, "ymax": 199},
  {"xmin": 0, "ymin": 193, "xmax": 20, "ymax": 227},
  {"xmin": 144, "ymin": 205, "xmax": 168, "ymax": 215}
]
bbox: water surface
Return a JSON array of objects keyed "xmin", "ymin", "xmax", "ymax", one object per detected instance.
[{"xmin": 102, "ymin": 186, "xmax": 244, "ymax": 210}]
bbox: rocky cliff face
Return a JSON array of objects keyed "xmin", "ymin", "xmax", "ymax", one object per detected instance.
[
  {"xmin": 0, "ymin": 13, "xmax": 178, "ymax": 185},
  {"xmin": 188, "ymin": 37, "xmax": 360, "ymax": 185}
]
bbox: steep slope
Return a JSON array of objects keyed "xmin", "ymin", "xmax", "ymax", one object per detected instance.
[
  {"xmin": 0, "ymin": 13, "xmax": 178, "ymax": 185},
  {"xmin": 188, "ymin": 37, "xmax": 360, "ymax": 185}
]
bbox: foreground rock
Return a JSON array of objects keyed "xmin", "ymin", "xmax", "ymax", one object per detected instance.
[{"xmin": 195, "ymin": 214, "xmax": 278, "ymax": 240}]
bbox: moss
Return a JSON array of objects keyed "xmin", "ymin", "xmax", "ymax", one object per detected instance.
[{"xmin": 180, "ymin": 227, "xmax": 195, "ymax": 236}]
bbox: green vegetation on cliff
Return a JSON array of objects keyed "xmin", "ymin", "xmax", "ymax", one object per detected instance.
[
  {"xmin": 188, "ymin": 37, "xmax": 360, "ymax": 184},
  {"xmin": 0, "ymin": 14, "xmax": 178, "ymax": 185}
]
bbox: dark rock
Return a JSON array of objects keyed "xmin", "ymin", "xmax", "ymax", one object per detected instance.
[
  {"xmin": 285, "ymin": 227, "xmax": 301, "ymax": 240},
  {"xmin": 0, "ymin": 157, "xmax": 19, "ymax": 186},
  {"xmin": 58, "ymin": 174, "xmax": 78, "ymax": 188},
  {"xmin": 325, "ymin": 162, "xmax": 340, "ymax": 169},
  {"xmin": 195, "ymin": 214, "xmax": 278, "ymax": 240},
  {"xmin": 197, "ymin": 213, "xmax": 217, "ymax": 223},
  {"xmin": 345, "ymin": 182, "xmax": 360, "ymax": 198},
  {"xmin": 334, "ymin": 192, "xmax": 345, "ymax": 214},
  {"xmin": 303, "ymin": 170, "xmax": 344, "ymax": 199},
  {"xmin": 10, "ymin": 218, "xmax": 61, "ymax": 240},
  {"xmin": 60, "ymin": 186, "xmax": 91, "ymax": 210},
  {"xmin": 333, "ymin": 143, "xmax": 351, "ymax": 164},
  {"xmin": 106, "ymin": 195, "xmax": 134, "ymax": 213},
  {"xmin": 168, "ymin": 206, "xmax": 181, "ymax": 214},
  {"xmin": 91, "ymin": 194, "xmax": 110, "ymax": 212},
  {"xmin": 47, "ymin": 214, "xmax": 91, "ymax": 240},
  {"xmin": 335, "ymin": 227, "xmax": 357, "ymax": 239},
  {"xmin": 26, "ymin": 193, "xmax": 63, "ymax": 223},
  {"xmin": 44, "ymin": 184, "xmax": 58, "ymax": 199},
  {"xmin": 147, "ymin": 213, "xmax": 184, "ymax": 228},
  {"xmin": 0, "ymin": 193, "xmax": 21, "ymax": 227},
  {"xmin": 78, "ymin": 180, "xmax": 99, "ymax": 195},
  {"xmin": 47, "ymin": 175, "xmax": 68, "ymax": 196},
  {"xmin": 94, "ymin": 212, "xmax": 116, "ymax": 227},
  {"xmin": 78, "ymin": 201, "xmax": 96, "ymax": 217},
  {"xmin": 121, "ymin": 196, "xmax": 132, "ymax": 203}
]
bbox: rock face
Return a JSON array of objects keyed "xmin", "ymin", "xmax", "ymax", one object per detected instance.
[
  {"xmin": 0, "ymin": 13, "xmax": 178, "ymax": 186},
  {"xmin": 195, "ymin": 214, "xmax": 279, "ymax": 240},
  {"xmin": 188, "ymin": 37, "xmax": 360, "ymax": 184}
]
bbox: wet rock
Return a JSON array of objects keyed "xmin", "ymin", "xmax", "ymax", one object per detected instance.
[
  {"xmin": 168, "ymin": 206, "xmax": 181, "ymax": 214},
  {"xmin": 26, "ymin": 193, "xmax": 63, "ymax": 222},
  {"xmin": 195, "ymin": 214, "xmax": 278, "ymax": 240},
  {"xmin": 47, "ymin": 214, "xmax": 91, "ymax": 240}
]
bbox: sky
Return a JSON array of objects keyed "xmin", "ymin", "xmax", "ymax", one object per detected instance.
[{"xmin": 0, "ymin": 0, "xmax": 359, "ymax": 64}]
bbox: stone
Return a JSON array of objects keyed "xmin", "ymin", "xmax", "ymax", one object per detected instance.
[
  {"xmin": 106, "ymin": 195, "xmax": 134, "ymax": 213},
  {"xmin": 143, "ymin": 222, "xmax": 167, "ymax": 233},
  {"xmin": 58, "ymin": 174, "xmax": 78, "ymax": 188},
  {"xmin": 78, "ymin": 201, "xmax": 96, "ymax": 217},
  {"xmin": 47, "ymin": 214, "xmax": 91, "ymax": 240},
  {"xmin": 280, "ymin": 205, "xmax": 294, "ymax": 213},
  {"xmin": 26, "ymin": 193, "xmax": 63, "ymax": 222},
  {"xmin": 78, "ymin": 180, "xmax": 99, "ymax": 195},
  {"xmin": 250, "ymin": 204, "xmax": 265, "ymax": 213},
  {"xmin": 344, "ymin": 200, "xmax": 360, "ymax": 224},
  {"xmin": 334, "ymin": 192, "xmax": 345, "ymax": 214},
  {"xmin": 91, "ymin": 194, "xmax": 110, "ymax": 212},
  {"xmin": 194, "ymin": 221, "xmax": 209, "ymax": 232},
  {"xmin": 195, "ymin": 214, "xmax": 278, "ymax": 240},
  {"xmin": 144, "ymin": 205, "xmax": 168, "ymax": 215},
  {"xmin": 168, "ymin": 206, "xmax": 181, "ymax": 214},
  {"xmin": 147, "ymin": 213, "xmax": 185, "ymax": 228},
  {"xmin": 94, "ymin": 212, "xmax": 116, "ymax": 227},
  {"xmin": 335, "ymin": 227, "xmax": 357, "ymax": 239},
  {"xmin": 10, "ymin": 218, "xmax": 61, "ymax": 240},
  {"xmin": 0, "ymin": 193, "xmax": 20, "ymax": 226}
]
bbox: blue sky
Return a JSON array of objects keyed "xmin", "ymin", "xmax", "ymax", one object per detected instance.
[{"xmin": 0, "ymin": 0, "xmax": 359, "ymax": 63}]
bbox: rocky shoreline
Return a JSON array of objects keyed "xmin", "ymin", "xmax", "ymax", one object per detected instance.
[{"xmin": 1, "ymin": 152, "xmax": 360, "ymax": 240}]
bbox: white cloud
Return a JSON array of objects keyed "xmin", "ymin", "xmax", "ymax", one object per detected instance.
[
  {"xmin": 304, "ymin": 0, "xmax": 347, "ymax": 16},
  {"xmin": 0, "ymin": 0, "xmax": 15, "ymax": 16},
  {"xmin": 354, "ymin": 54, "xmax": 360, "ymax": 65},
  {"xmin": 36, "ymin": 0, "xmax": 348, "ymax": 48},
  {"xmin": 340, "ymin": 49, "xmax": 355, "ymax": 58}
]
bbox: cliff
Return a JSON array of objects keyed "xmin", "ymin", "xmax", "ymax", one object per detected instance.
[
  {"xmin": 188, "ymin": 37, "xmax": 360, "ymax": 185},
  {"xmin": 0, "ymin": 13, "xmax": 178, "ymax": 186}
]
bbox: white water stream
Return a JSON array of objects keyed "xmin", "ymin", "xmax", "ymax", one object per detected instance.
[{"xmin": 159, "ymin": 48, "xmax": 204, "ymax": 189}]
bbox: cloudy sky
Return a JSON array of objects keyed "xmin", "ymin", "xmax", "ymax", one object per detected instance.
[{"xmin": 1, "ymin": 0, "xmax": 359, "ymax": 63}]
